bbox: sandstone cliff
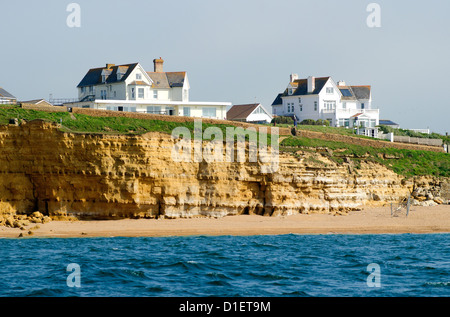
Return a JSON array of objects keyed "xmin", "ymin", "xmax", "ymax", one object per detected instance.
[{"xmin": 0, "ymin": 120, "xmax": 431, "ymax": 221}]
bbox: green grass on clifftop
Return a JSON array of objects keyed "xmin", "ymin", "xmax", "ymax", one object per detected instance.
[
  {"xmin": 281, "ymin": 136, "xmax": 450, "ymax": 178},
  {"xmin": 0, "ymin": 105, "xmax": 270, "ymax": 142}
]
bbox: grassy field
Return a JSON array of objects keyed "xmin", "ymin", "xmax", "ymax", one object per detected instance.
[
  {"xmin": 281, "ymin": 136, "xmax": 450, "ymax": 178},
  {"xmin": 0, "ymin": 105, "xmax": 270, "ymax": 142},
  {"xmin": 1, "ymin": 105, "xmax": 448, "ymax": 177}
]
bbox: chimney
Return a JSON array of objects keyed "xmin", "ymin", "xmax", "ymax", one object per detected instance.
[
  {"xmin": 337, "ymin": 81, "xmax": 346, "ymax": 87},
  {"xmin": 106, "ymin": 63, "xmax": 115, "ymax": 69},
  {"xmin": 153, "ymin": 57, "xmax": 164, "ymax": 72},
  {"xmin": 290, "ymin": 73, "xmax": 298, "ymax": 82},
  {"xmin": 307, "ymin": 76, "xmax": 315, "ymax": 93}
]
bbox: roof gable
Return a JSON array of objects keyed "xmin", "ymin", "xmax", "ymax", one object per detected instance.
[
  {"xmin": 350, "ymin": 86, "xmax": 371, "ymax": 100},
  {"xmin": 227, "ymin": 103, "xmax": 260, "ymax": 120},
  {"xmin": 0, "ymin": 87, "xmax": 16, "ymax": 99},
  {"xmin": 77, "ymin": 63, "xmax": 139, "ymax": 87},
  {"xmin": 283, "ymin": 77, "xmax": 331, "ymax": 97},
  {"xmin": 147, "ymin": 71, "xmax": 186, "ymax": 89}
]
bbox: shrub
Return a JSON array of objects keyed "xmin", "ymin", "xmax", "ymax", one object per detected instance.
[
  {"xmin": 299, "ymin": 119, "xmax": 316, "ymax": 125},
  {"xmin": 299, "ymin": 119, "xmax": 330, "ymax": 126},
  {"xmin": 272, "ymin": 116, "xmax": 293, "ymax": 124}
]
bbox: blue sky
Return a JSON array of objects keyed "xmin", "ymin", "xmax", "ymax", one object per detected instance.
[{"xmin": 1, "ymin": 0, "xmax": 449, "ymax": 134}]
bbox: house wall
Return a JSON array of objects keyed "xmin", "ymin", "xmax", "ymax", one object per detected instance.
[
  {"xmin": 171, "ymin": 87, "xmax": 183, "ymax": 102},
  {"xmin": 67, "ymin": 101, "xmax": 228, "ymax": 120},
  {"xmin": 246, "ymin": 112, "xmax": 272, "ymax": 123},
  {"xmin": 318, "ymin": 79, "xmax": 342, "ymax": 126}
]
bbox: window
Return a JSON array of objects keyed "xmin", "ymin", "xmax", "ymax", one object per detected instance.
[
  {"xmin": 202, "ymin": 107, "xmax": 216, "ymax": 118},
  {"xmin": 153, "ymin": 90, "xmax": 158, "ymax": 99},
  {"xmin": 314, "ymin": 101, "xmax": 318, "ymax": 111},
  {"xmin": 342, "ymin": 102, "xmax": 346, "ymax": 109},
  {"xmin": 361, "ymin": 103, "xmax": 365, "ymax": 109},
  {"xmin": 254, "ymin": 106, "xmax": 267, "ymax": 115},
  {"xmin": 288, "ymin": 88, "xmax": 293, "ymax": 95},
  {"xmin": 117, "ymin": 72, "xmax": 123, "ymax": 80},
  {"xmin": 183, "ymin": 107, "xmax": 191, "ymax": 117},
  {"xmin": 130, "ymin": 107, "xmax": 137, "ymax": 112},
  {"xmin": 298, "ymin": 97, "xmax": 301, "ymax": 103},
  {"xmin": 100, "ymin": 90, "xmax": 107, "ymax": 100},
  {"xmin": 147, "ymin": 106, "xmax": 161, "ymax": 114},
  {"xmin": 113, "ymin": 91, "xmax": 116, "ymax": 98},
  {"xmin": 89, "ymin": 86, "xmax": 94, "ymax": 93},
  {"xmin": 324, "ymin": 101, "xmax": 336, "ymax": 110},
  {"xmin": 300, "ymin": 104, "xmax": 303, "ymax": 111},
  {"xmin": 81, "ymin": 87, "xmax": 85, "ymax": 94},
  {"xmin": 136, "ymin": 73, "xmax": 142, "ymax": 80},
  {"xmin": 326, "ymin": 87, "xmax": 334, "ymax": 94},
  {"xmin": 338, "ymin": 118, "xmax": 350, "ymax": 127},
  {"xmin": 138, "ymin": 88, "xmax": 144, "ymax": 99},
  {"xmin": 131, "ymin": 88, "xmax": 135, "ymax": 99}
]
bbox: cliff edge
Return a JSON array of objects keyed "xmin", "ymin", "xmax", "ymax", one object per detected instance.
[{"xmin": 0, "ymin": 120, "xmax": 443, "ymax": 221}]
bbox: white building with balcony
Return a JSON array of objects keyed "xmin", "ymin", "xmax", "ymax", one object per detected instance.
[
  {"xmin": 271, "ymin": 74, "xmax": 379, "ymax": 137},
  {"xmin": 65, "ymin": 58, "xmax": 231, "ymax": 120}
]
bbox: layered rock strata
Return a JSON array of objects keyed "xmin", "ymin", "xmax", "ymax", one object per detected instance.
[{"xmin": 0, "ymin": 120, "xmax": 416, "ymax": 220}]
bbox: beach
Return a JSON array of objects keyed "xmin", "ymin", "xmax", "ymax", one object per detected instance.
[{"xmin": 1, "ymin": 204, "xmax": 449, "ymax": 238}]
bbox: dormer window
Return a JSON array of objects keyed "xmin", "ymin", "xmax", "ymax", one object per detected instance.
[
  {"xmin": 117, "ymin": 72, "xmax": 123, "ymax": 80},
  {"xmin": 102, "ymin": 75, "xmax": 107, "ymax": 83},
  {"xmin": 288, "ymin": 88, "xmax": 293, "ymax": 95}
]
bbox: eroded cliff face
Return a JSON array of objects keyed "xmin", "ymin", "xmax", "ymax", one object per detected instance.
[{"xmin": 0, "ymin": 120, "xmax": 413, "ymax": 219}]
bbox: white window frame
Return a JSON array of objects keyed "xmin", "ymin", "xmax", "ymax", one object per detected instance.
[
  {"xmin": 202, "ymin": 107, "xmax": 217, "ymax": 118},
  {"xmin": 136, "ymin": 73, "xmax": 142, "ymax": 80},
  {"xmin": 326, "ymin": 87, "xmax": 334, "ymax": 94},
  {"xmin": 138, "ymin": 88, "xmax": 144, "ymax": 99}
]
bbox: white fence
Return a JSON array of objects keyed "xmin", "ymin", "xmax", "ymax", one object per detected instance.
[{"xmin": 379, "ymin": 132, "xmax": 443, "ymax": 147}]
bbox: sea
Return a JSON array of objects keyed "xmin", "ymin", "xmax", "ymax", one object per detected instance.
[{"xmin": 0, "ymin": 234, "xmax": 449, "ymax": 298}]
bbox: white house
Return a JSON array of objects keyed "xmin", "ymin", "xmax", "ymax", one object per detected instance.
[
  {"xmin": 272, "ymin": 74, "xmax": 380, "ymax": 137},
  {"xmin": 226, "ymin": 103, "xmax": 273, "ymax": 124},
  {"xmin": 65, "ymin": 58, "xmax": 231, "ymax": 120},
  {"xmin": 0, "ymin": 87, "xmax": 17, "ymax": 104}
]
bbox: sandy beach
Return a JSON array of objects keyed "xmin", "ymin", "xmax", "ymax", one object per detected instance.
[{"xmin": 0, "ymin": 205, "xmax": 449, "ymax": 238}]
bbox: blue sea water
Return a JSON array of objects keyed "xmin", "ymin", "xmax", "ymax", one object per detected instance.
[{"xmin": 0, "ymin": 234, "xmax": 449, "ymax": 297}]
